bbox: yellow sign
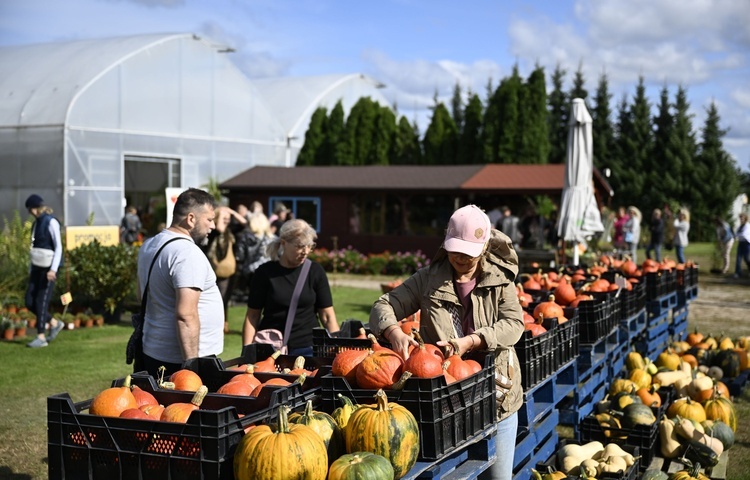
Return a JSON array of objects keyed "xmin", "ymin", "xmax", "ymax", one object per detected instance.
[
  {"xmin": 60, "ymin": 292, "xmax": 73, "ymax": 305},
  {"xmin": 65, "ymin": 226, "xmax": 120, "ymax": 249}
]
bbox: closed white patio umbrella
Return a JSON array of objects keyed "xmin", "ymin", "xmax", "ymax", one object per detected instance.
[{"xmin": 557, "ymin": 98, "xmax": 604, "ymax": 265}]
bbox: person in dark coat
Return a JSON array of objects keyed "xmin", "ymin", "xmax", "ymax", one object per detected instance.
[{"xmin": 645, "ymin": 208, "xmax": 664, "ymax": 262}]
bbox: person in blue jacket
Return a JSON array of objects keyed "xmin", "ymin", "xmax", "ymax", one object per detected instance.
[{"xmin": 25, "ymin": 194, "xmax": 65, "ymax": 348}]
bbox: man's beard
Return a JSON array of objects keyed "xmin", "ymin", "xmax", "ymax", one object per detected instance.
[{"xmin": 191, "ymin": 230, "xmax": 209, "ymax": 246}]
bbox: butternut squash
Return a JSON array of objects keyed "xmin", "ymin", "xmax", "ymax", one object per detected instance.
[
  {"xmin": 596, "ymin": 443, "xmax": 636, "ymax": 467},
  {"xmin": 658, "ymin": 417, "xmax": 682, "ymax": 459},
  {"xmin": 653, "ymin": 370, "xmax": 689, "ymax": 387},
  {"xmin": 598, "ymin": 455, "xmax": 628, "ymax": 474},
  {"xmin": 674, "ymin": 417, "xmax": 724, "ymax": 457}
]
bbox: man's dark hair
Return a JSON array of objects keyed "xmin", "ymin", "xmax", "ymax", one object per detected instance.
[{"xmin": 172, "ymin": 188, "xmax": 217, "ymax": 222}]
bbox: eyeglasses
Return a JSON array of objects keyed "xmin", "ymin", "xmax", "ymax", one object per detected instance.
[{"xmin": 293, "ymin": 242, "xmax": 316, "ymax": 251}]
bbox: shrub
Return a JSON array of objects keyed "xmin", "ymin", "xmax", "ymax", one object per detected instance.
[
  {"xmin": 0, "ymin": 212, "xmax": 34, "ymax": 302},
  {"xmin": 309, "ymin": 247, "xmax": 429, "ymax": 276},
  {"xmin": 66, "ymin": 240, "xmax": 139, "ymax": 317}
]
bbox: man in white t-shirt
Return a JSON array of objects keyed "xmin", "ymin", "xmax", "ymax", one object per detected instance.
[{"xmin": 136, "ymin": 188, "xmax": 224, "ymax": 377}]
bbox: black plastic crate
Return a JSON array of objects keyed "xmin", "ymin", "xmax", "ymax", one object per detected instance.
[
  {"xmin": 621, "ymin": 281, "xmax": 646, "ymax": 319},
  {"xmin": 579, "ymin": 408, "xmax": 660, "ymax": 472},
  {"xmin": 180, "ymin": 344, "xmax": 331, "ymax": 394},
  {"xmin": 48, "ymin": 378, "xmax": 307, "ymax": 480},
  {"xmin": 589, "ymin": 290, "xmax": 621, "ymax": 332},
  {"xmin": 318, "ymin": 350, "xmax": 496, "ymax": 461},
  {"xmin": 516, "ymin": 325, "xmax": 557, "ymax": 390},
  {"xmin": 645, "ymin": 271, "xmax": 665, "ymax": 301},
  {"xmin": 577, "ymin": 295, "xmax": 609, "ymax": 344},
  {"xmin": 312, "ymin": 319, "xmax": 374, "ymax": 358},
  {"xmin": 536, "ymin": 442, "xmax": 639, "ymax": 480},
  {"xmin": 555, "ymin": 308, "xmax": 579, "ymax": 369}
]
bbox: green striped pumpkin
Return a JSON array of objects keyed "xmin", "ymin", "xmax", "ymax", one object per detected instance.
[
  {"xmin": 288, "ymin": 400, "xmax": 344, "ymax": 464},
  {"xmin": 328, "ymin": 452, "xmax": 395, "ymax": 480},
  {"xmin": 344, "ymin": 389, "xmax": 419, "ymax": 479}
]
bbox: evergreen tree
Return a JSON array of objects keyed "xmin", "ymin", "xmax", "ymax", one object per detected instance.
[
  {"xmin": 459, "ymin": 93, "xmax": 484, "ymax": 164},
  {"xmin": 325, "ymin": 101, "xmax": 347, "ymax": 165},
  {"xmin": 518, "ymin": 65, "xmax": 549, "ymax": 164},
  {"xmin": 612, "ymin": 93, "xmax": 632, "ymax": 203},
  {"xmin": 344, "ymin": 97, "xmax": 378, "ymax": 165},
  {"xmin": 591, "ymin": 71, "xmax": 616, "ymax": 175},
  {"xmin": 370, "ymin": 105, "xmax": 396, "ymax": 165},
  {"xmin": 482, "ymin": 81, "xmax": 502, "ymax": 163},
  {"xmin": 667, "ymin": 86, "xmax": 698, "ymax": 208},
  {"xmin": 548, "ymin": 64, "xmax": 568, "ymax": 164},
  {"xmin": 650, "ymin": 85, "xmax": 675, "ymax": 209},
  {"xmin": 423, "ymin": 103, "xmax": 458, "ymax": 165},
  {"xmin": 617, "ymin": 77, "xmax": 653, "ymax": 207},
  {"xmin": 496, "ymin": 66, "xmax": 522, "ymax": 163},
  {"xmin": 569, "ymin": 62, "xmax": 589, "ymax": 109},
  {"xmin": 451, "ymin": 82, "xmax": 464, "ymax": 134},
  {"xmin": 392, "ymin": 116, "xmax": 422, "ymax": 164},
  {"xmin": 296, "ymin": 107, "xmax": 327, "ymax": 166},
  {"xmin": 692, "ymin": 101, "xmax": 740, "ymax": 240}
]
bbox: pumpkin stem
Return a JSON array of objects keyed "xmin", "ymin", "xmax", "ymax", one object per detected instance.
[
  {"xmin": 190, "ymin": 385, "xmax": 208, "ymax": 407},
  {"xmin": 391, "ymin": 370, "xmax": 412, "ymax": 390},
  {"xmin": 411, "ymin": 328, "xmax": 425, "ymax": 346},
  {"xmin": 244, "ymin": 364, "xmax": 255, "ymax": 374},
  {"xmin": 277, "ymin": 405, "xmax": 292, "ymax": 434},
  {"xmin": 304, "ymin": 399, "xmax": 314, "ymax": 416},
  {"xmin": 123, "ymin": 374, "xmax": 132, "ymax": 388},
  {"xmin": 293, "ymin": 372, "xmax": 307, "ymax": 386},
  {"xmin": 337, "ymin": 393, "xmax": 358, "ymax": 408},
  {"xmin": 374, "ymin": 389, "xmax": 390, "ymax": 411},
  {"xmin": 282, "ymin": 368, "xmax": 291, "ymax": 374},
  {"xmin": 367, "ymin": 333, "xmax": 381, "ymax": 347},
  {"xmin": 293, "ymin": 356, "xmax": 306, "ymax": 371}
]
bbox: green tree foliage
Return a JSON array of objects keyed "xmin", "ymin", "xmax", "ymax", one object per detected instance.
[
  {"xmin": 592, "ymin": 71, "xmax": 616, "ymax": 175},
  {"xmin": 569, "ymin": 62, "xmax": 589, "ymax": 108},
  {"xmin": 371, "ymin": 105, "xmax": 396, "ymax": 165},
  {"xmin": 459, "ymin": 93, "xmax": 484, "ymax": 164},
  {"xmin": 482, "ymin": 79, "xmax": 502, "ymax": 163},
  {"xmin": 650, "ymin": 85, "xmax": 676, "ymax": 208},
  {"xmin": 496, "ymin": 66, "xmax": 522, "ymax": 163},
  {"xmin": 345, "ymin": 97, "xmax": 381, "ymax": 165},
  {"xmin": 296, "ymin": 107, "xmax": 328, "ymax": 166},
  {"xmin": 324, "ymin": 101, "xmax": 346, "ymax": 165},
  {"xmin": 451, "ymin": 82, "xmax": 464, "ymax": 134},
  {"xmin": 616, "ymin": 77, "xmax": 653, "ymax": 207},
  {"xmin": 668, "ymin": 86, "xmax": 698, "ymax": 208},
  {"xmin": 423, "ymin": 103, "xmax": 458, "ymax": 165},
  {"xmin": 519, "ymin": 65, "xmax": 549, "ymax": 164},
  {"xmin": 392, "ymin": 116, "xmax": 422, "ymax": 165},
  {"xmin": 692, "ymin": 101, "xmax": 740, "ymax": 239},
  {"xmin": 548, "ymin": 64, "xmax": 568, "ymax": 164}
]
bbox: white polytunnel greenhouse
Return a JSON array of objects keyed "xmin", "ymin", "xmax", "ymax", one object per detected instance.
[{"xmin": 0, "ymin": 33, "xmax": 390, "ymax": 227}]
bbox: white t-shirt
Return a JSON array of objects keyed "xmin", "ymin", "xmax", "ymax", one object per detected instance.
[{"xmin": 138, "ymin": 229, "xmax": 224, "ymax": 363}]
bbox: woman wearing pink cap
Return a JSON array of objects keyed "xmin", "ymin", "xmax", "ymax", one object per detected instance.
[{"xmin": 370, "ymin": 204, "xmax": 524, "ymax": 480}]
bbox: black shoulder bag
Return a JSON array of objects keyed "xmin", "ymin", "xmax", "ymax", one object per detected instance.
[{"xmin": 126, "ymin": 237, "xmax": 187, "ymax": 373}]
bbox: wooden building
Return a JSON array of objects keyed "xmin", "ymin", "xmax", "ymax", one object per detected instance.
[{"xmin": 221, "ymin": 164, "xmax": 613, "ymax": 258}]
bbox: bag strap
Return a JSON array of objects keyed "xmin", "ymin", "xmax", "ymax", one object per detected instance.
[
  {"xmin": 282, "ymin": 258, "xmax": 311, "ymax": 348},
  {"xmin": 140, "ymin": 236, "xmax": 189, "ymax": 315}
]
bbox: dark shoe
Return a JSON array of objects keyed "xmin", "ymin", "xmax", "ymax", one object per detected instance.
[
  {"xmin": 48, "ymin": 320, "xmax": 65, "ymax": 341},
  {"xmin": 27, "ymin": 337, "xmax": 49, "ymax": 348}
]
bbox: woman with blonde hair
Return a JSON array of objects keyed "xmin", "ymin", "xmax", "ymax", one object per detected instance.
[{"xmin": 242, "ymin": 218, "xmax": 339, "ymax": 356}]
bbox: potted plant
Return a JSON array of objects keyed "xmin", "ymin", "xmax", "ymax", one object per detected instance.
[
  {"xmin": 2, "ymin": 319, "xmax": 13, "ymax": 341},
  {"xmin": 93, "ymin": 314, "xmax": 104, "ymax": 327},
  {"xmin": 13, "ymin": 318, "xmax": 27, "ymax": 338},
  {"xmin": 62, "ymin": 312, "xmax": 77, "ymax": 330}
]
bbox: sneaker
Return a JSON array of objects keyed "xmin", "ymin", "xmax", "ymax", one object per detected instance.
[
  {"xmin": 47, "ymin": 320, "xmax": 65, "ymax": 341},
  {"xmin": 733, "ymin": 274, "xmax": 740, "ymax": 279},
  {"xmin": 27, "ymin": 337, "xmax": 49, "ymax": 348}
]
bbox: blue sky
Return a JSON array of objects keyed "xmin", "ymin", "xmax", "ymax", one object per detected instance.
[{"xmin": 1, "ymin": 0, "xmax": 748, "ymax": 171}]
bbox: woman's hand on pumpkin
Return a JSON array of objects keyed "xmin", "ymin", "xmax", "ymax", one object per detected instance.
[
  {"xmin": 386, "ymin": 326, "xmax": 417, "ymax": 360},
  {"xmin": 437, "ymin": 337, "xmax": 470, "ymax": 357}
]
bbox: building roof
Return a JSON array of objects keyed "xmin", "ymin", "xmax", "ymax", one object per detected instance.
[
  {"xmin": 221, "ymin": 165, "xmax": 485, "ymax": 191},
  {"xmin": 0, "ymin": 33, "xmax": 196, "ymax": 127},
  {"xmin": 222, "ymin": 164, "xmax": 613, "ymax": 196}
]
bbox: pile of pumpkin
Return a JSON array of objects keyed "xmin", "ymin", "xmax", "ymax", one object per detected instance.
[
  {"xmin": 588, "ymin": 340, "xmax": 741, "ymax": 479},
  {"xmin": 330, "ymin": 329, "xmax": 482, "ymax": 389},
  {"xmin": 531, "ymin": 440, "xmax": 639, "ymax": 478}
]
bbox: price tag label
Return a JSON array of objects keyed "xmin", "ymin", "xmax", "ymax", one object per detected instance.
[{"xmin": 60, "ymin": 292, "xmax": 73, "ymax": 305}]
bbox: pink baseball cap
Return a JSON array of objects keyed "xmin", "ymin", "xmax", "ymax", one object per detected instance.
[{"xmin": 443, "ymin": 205, "xmax": 491, "ymax": 257}]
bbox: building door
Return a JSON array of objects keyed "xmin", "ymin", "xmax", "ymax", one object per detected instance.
[{"xmin": 124, "ymin": 155, "xmax": 181, "ymax": 234}]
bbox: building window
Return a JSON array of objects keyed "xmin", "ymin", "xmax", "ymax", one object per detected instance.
[
  {"xmin": 268, "ymin": 196, "xmax": 321, "ymax": 231},
  {"xmin": 352, "ymin": 194, "xmax": 454, "ymax": 236}
]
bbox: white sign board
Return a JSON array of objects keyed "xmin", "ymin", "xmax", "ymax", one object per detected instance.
[{"xmin": 165, "ymin": 188, "xmax": 187, "ymax": 227}]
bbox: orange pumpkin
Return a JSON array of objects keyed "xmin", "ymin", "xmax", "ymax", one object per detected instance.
[
  {"xmin": 533, "ymin": 295, "xmax": 566, "ymax": 323},
  {"xmin": 636, "ymin": 385, "xmax": 661, "ymax": 408},
  {"xmin": 667, "ymin": 397, "xmax": 706, "ymax": 423},
  {"xmin": 168, "ymin": 369, "xmax": 203, "ymax": 391},
  {"xmin": 404, "ymin": 330, "xmax": 444, "ymax": 378},
  {"xmin": 90, "ymin": 375, "xmax": 138, "ymax": 417},
  {"xmin": 161, "ymin": 385, "xmax": 208, "ymax": 423},
  {"xmin": 356, "ymin": 349, "xmax": 405, "ymax": 390},
  {"xmin": 332, "ymin": 348, "xmax": 371, "ymax": 386}
]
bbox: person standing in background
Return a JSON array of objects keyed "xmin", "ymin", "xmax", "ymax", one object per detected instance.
[
  {"xmin": 235, "ymin": 213, "xmax": 275, "ymax": 300},
  {"xmin": 715, "ymin": 217, "xmax": 735, "ymax": 275},
  {"xmin": 624, "ymin": 206, "xmax": 642, "ymax": 262},
  {"xmin": 25, "ymin": 194, "xmax": 65, "ymax": 348},
  {"xmin": 498, "ymin": 206, "xmax": 522, "ymax": 247},
  {"xmin": 120, "ymin": 205, "xmax": 142, "ymax": 245},
  {"xmin": 613, "ymin": 206, "xmax": 630, "ymax": 253},
  {"xmin": 734, "ymin": 213, "xmax": 750, "ymax": 278},
  {"xmin": 136, "ymin": 188, "xmax": 223, "ymax": 377},
  {"xmin": 206, "ymin": 207, "xmax": 240, "ymax": 332},
  {"xmin": 645, "ymin": 208, "xmax": 664, "ymax": 262},
  {"xmin": 673, "ymin": 209, "xmax": 690, "ymax": 264}
]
